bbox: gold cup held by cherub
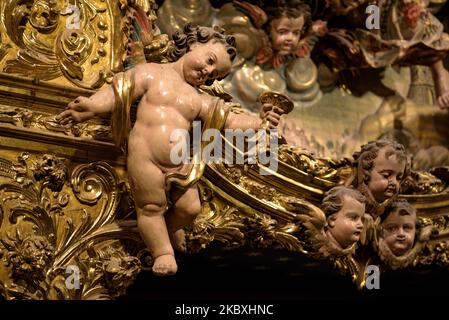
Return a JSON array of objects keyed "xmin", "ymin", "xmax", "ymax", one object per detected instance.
[
  {"xmin": 259, "ymin": 91, "xmax": 294, "ymax": 116},
  {"xmin": 258, "ymin": 91, "xmax": 294, "ymax": 143}
]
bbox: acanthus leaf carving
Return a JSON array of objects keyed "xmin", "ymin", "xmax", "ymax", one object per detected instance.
[{"xmin": 0, "ymin": 152, "xmax": 145, "ymax": 300}]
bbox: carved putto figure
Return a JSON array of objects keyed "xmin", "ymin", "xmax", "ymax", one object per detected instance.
[
  {"xmin": 349, "ymin": 139, "xmax": 411, "ymax": 219},
  {"xmin": 321, "ymin": 186, "xmax": 366, "ymax": 251},
  {"xmin": 377, "ymin": 199, "xmax": 433, "ymax": 269},
  {"xmin": 379, "ymin": 199, "xmax": 417, "ymax": 257},
  {"xmin": 57, "ymin": 24, "xmax": 285, "ymax": 276},
  {"xmin": 216, "ymin": 0, "xmax": 325, "ymax": 112}
]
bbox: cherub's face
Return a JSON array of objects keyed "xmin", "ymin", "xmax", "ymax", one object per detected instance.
[
  {"xmin": 182, "ymin": 41, "xmax": 232, "ymax": 87},
  {"xmin": 382, "ymin": 210, "xmax": 416, "ymax": 256},
  {"xmin": 269, "ymin": 16, "xmax": 304, "ymax": 56},
  {"xmin": 366, "ymin": 147, "xmax": 406, "ymax": 203},
  {"xmin": 327, "ymin": 196, "xmax": 365, "ymax": 249}
]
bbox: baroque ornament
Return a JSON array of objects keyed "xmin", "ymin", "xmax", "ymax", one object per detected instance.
[
  {"xmin": 0, "ymin": 153, "xmax": 145, "ymax": 299},
  {"xmin": 0, "ymin": 0, "xmax": 160, "ymax": 89},
  {"xmin": 1, "ymin": 0, "xmax": 449, "ymax": 299}
]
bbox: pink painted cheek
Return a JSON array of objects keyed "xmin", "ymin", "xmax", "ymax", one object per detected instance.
[
  {"xmin": 346, "ymin": 222, "xmax": 357, "ymax": 234},
  {"xmin": 271, "ymin": 36, "xmax": 284, "ymax": 49},
  {"xmin": 369, "ymin": 177, "xmax": 389, "ymax": 193}
]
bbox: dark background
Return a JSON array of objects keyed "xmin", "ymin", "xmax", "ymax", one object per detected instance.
[{"xmin": 120, "ymin": 243, "xmax": 449, "ymax": 301}]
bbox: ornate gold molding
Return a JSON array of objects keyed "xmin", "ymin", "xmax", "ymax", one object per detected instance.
[
  {"xmin": 1, "ymin": 0, "xmax": 449, "ymax": 300},
  {"xmin": 0, "ymin": 151, "xmax": 150, "ymax": 299},
  {"xmin": 0, "ymin": 0, "xmax": 158, "ymax": 89}
]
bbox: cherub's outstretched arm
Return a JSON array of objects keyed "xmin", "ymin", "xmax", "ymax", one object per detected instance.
[
  {"xmin": 56, "ymin": 63, "xmax": 150, "ymax": 125},
  {"xmin": 197, "ymin": 95, "xmax": 282, "ymax": 130},
  {"xmin": 225, "ymin": 103, "xmax": 282, "ymax": 130}
]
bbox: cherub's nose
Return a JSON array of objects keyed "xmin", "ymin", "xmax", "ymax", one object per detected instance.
[
  {"xmin": 284, "ymin": 32, "xmax": 294, "ymax": 42},
  {"xmin": 396, "ymin": 228, "xmax": 406, "ymax": 238},
  {"xmin": 204, "ymin": 66, "xmax": 217, "ymax": 79}
]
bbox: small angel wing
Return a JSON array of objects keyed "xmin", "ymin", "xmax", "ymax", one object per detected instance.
[{"xmin": 286, "ymin": 200, "xmax": 329, "ymax": 253}]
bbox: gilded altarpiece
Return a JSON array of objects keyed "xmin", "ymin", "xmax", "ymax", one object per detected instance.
[{"xmin": 0, "ymin": 0, "xmax": 449, "ymax": 299}]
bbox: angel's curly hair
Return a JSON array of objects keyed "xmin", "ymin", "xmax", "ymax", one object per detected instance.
[
  {"xmin": 168, "ymin": 23, "xmax": 237, "ymax": 62},
  {"xmin": 321, "ymin": 186, "xmax": 366, "ymax": 218},
  {"xmin": 350, "ymin": 139, "xmax": 411, "ymax": 188}
]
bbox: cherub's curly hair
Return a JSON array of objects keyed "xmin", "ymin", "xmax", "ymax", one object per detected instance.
[
  {"xmin": 350, "ymin": 139, "xmax": 411, "ymax": 188},
  {"xmin": 168, "ymin": 23, "xmax": 237, "ymax": 62},
  {"xmin": 262, "ymin": 0, "xmax": 312, "ymax": 34},
  {"xmin": 321, "ymin": 186, "xmax": 366, "ymax": 219}
]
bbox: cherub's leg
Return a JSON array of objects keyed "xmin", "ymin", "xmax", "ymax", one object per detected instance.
[
  {"xmin": 165, "ymin": 186, "xmax": 202, "ymax": 253},
  {"xmin": 431, "ymin": 60, "xmax": 449, "ymax": 109},
  {"xmin": 128, "ymin": 160, "xmax": 177, "ymax": 276}
]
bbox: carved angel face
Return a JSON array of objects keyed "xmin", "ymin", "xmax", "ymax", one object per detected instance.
[
  {"xmin": 269, "ymin": 16, "xmax": 304, "ymax": 56},
  {"xmin": 381, "ymin": 209, "xmax": 416, "ymax": 256},
  {"xmin": 182, "ymin": 41, "xmax": 232, "ymax": 87},
  {"xmin": 326, "ymin": 195, "xmax": 365, "ymax": 249},
  {"xmin": 366, "ymin": 147, "xmax": 406, "ymax": 203}
]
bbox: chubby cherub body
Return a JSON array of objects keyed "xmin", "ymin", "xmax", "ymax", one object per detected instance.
[{"xmin": 57, "ymin": 24, "xmax": 282, "ymax": 276}]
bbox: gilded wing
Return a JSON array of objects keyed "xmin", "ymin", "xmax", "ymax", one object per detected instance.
[{"xmin": 215, "ymin": 2, "xmax": 269, "ymax": 61}]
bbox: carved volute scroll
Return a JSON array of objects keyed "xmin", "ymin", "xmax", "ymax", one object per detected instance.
[{"xmin": 0, "ymin": 0, "xmax": 159, "ymax": 89}]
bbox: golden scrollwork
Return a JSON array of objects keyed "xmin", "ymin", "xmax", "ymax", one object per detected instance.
[
  {"xmin": 0, "ymin": 151, "xmax": 144, "ymax": 299},
  {"xmin": 0, "ymin": 104, "xmax": 111, "ymax": 140},
  {"xmin": 1, "ymin": 0, "xmax": 449, "ymax": 300},
  {"xmin": 278, "ymin": 145, "xmax": 353, "ymax": 183},
  {"xmin": 0, "ymin": 0, "xmax": 160, "ymax": 89}
]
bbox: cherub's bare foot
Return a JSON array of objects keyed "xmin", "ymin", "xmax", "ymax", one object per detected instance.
[
  {"xmin": 152, "ymin": 254, "xmax": 178, "ymax": 276},
  {"xmin": 169, "ymin": 229, "xmax": 187, "ymax": 253}
]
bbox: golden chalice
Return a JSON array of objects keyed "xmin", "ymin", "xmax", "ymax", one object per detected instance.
[
  {"xmin": 256, "ymin": 91, "xmax": 294, "ymax": 155},
  {"xmin": 259, "ymin": 91, "xmax": 294, "ymax": 130}
]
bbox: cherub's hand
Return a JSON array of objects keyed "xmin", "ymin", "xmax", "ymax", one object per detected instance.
[
  {"xmin": 437, "ymin": 94, "xmax": 449, "ymax": 110},
  {"xmin": 260, "ymin": 103, "xmax": 282, "ymax": 129},
  {"xmin": 56, "ymin": 96, "xmax": 95, "ymax": 126}
]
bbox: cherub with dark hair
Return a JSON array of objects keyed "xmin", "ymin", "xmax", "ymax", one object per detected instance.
[
  {"xmin": 255, "ymin": 0, "xmax": 314, "ymax": 68},
  {"xmin": 57, "ymin": 24, "xmax": 284, "ymax": 276},
  {"xmin": 377, "ymin": 198, "xmax": 433, "ymax": 269},
  {"xmin": 379, "ymin": 199, "xmax": 417, "ymax": 257},
  {"xmin": 349, "ymin": 139, "xmax": 411, "ymax": 218},
  {"xmin": 321, "ymin": 186, "xmax": 366, "ymax": 250}
]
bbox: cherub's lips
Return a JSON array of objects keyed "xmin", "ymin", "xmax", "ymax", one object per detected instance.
[
  {"xmin": 280, "ymin": 46, "xmax": 294, "ymax": 52},
  {"xmin": 198, "ymin": 70, "xmax": 209, "ymax": 83},
  {"xmin": 194, "ymin": 71, "xmax": 205, "ymax": 85},
  {"xmin": 352, "ymin": 231, "xmax": 361, "ymax": 239}
]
